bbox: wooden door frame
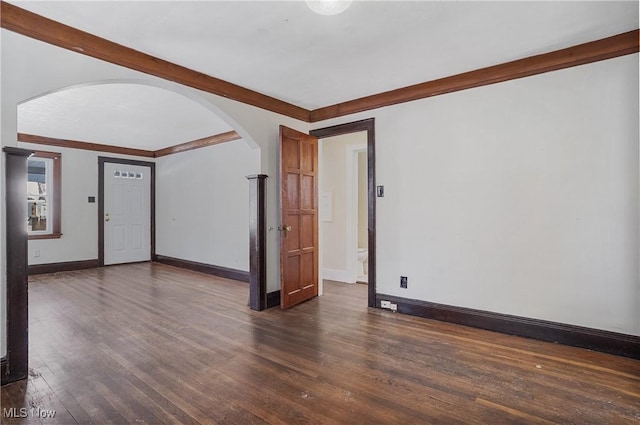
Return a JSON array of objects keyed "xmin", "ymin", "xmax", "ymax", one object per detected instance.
[
  {"xmin": 98, "ymin": 157, "xmax": 156, "ymax": 266},
  {"xmin": 310, "ymin": 118, "xmax": 376, "ymax": 308}
]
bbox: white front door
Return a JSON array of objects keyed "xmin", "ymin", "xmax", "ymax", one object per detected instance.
[{"xmin": 104, "ymin": 162, "xmax": 151, "ymax": 265}]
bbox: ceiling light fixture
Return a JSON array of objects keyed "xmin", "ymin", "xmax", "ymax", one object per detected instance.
[{"xmin": 306, "ymin": 0, "xmax": 353, "ymax": 16}]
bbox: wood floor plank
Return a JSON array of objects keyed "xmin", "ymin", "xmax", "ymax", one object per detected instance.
[{"xmin": 2, "ymin": 263, "xmax": 639, "ymax": 424}]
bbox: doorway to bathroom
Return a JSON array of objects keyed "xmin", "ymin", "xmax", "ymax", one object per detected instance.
[{"xmin": 311, "ymin": 119, "xmax": 375, "ymax": 307}]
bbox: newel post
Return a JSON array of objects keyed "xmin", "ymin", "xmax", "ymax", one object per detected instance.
[
  {"xmin": 2, "ymin": 147, "xmax": 33, "ymax": 385},
  {"xmin": 246, "ymin": 174, "xmax": 268, "ymax": 311}
]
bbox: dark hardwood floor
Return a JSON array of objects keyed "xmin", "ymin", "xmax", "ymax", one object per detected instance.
[{"xmin": 1, "ymin": 263, "xmax": 639, "ymax": 424}]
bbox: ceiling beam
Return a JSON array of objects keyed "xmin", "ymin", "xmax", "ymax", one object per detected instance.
[
  {"xmin": 2, "ymin": 2, "xmax": 637, "ymax": 125},
  {"xmin": 154, "ymin": 131, "xmax": 241, "ymax": 157},
  {"xmin": 309, "ymin": 29, "xmax": 639, "ymax": 122},
  {"xmin": 18, "ymin": 133, "xmax": 155, "ymax": 157},
  {"xmin": 0, "ymin": 1, "xmax": 311, "ymax": 122}
]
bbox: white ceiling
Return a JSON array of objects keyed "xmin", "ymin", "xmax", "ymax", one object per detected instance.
[
  {"xmin": 18, "ymin": 84, "xmax": 234, "ymax": 150},
  {"xmin": 10, "ymin": 0, "xmax": 640, "ymax": 149}
]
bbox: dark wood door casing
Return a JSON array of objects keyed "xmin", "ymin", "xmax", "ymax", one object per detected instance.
[
  {"xmin": 98, "ymin": 156, "xmax": 156, "ymax": 267},
  {"xmin": 310, "ymin": 118, "xmax": 376, "ymax": 308}
]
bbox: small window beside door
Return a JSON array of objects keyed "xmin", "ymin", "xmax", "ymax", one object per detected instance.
[{"xmin": 27, "ymin": 150, "xmax": 62, "ymax": 239}]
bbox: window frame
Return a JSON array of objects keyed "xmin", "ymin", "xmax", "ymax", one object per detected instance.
[{"xmin": 28, "ymin": 150, "xmax": 62, "ymax": 240}]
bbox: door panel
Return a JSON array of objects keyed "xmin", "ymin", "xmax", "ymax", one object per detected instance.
[
  {"xmin": 112, "ymin": 184, "xmax": 125, "ymax": 215},
  {"xmin": 300, "ymin": 215, "xmax": 314, "ymax": 248},
  {"xmin": 131, "ymin": 186, "xmax": 143, "ymax": 215},
  {"xmin": 280, "ymin": 126, "xmax": 319, "ymax": 309},
  {"xmin": 113, "ymin": 225, "xmax": 126, "ymax": 251},
  {"xmin": 131, "ymin": 224, "xmax": 143, "ymax": 249},
  {"xmin": 288, "ymin": 174, "xmax": 299, "ymax": 207},
  {"xmin": 285, "ymin": 219, "xmax": 300, "ymax": 253},
  {"xmin": 301, "ymin": 175, "xmax": 314, "ymax": 209},
  {"xmin": 104, "ymin": 162, "xmax": 151, "ymax": 265}
]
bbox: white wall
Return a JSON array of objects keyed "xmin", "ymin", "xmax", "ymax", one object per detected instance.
[
  {"xmin": 321, "ymin": 132, "xmax": 367, "ymax": 282},
  {"xmin": 314, "ymin": 54, "xmax": 640, "ymax": 336},
  {"xmin": 198, "ymin": 94, "xmax": 308, "ymax": 291},
  {"xmin": 2, "ymin": 27, "xmax": 638, "ymax": 361},
  {"xmin": 156, "ymin": 140, "xmax": 259, "ymax": 271},
  {"xmin": 21, "ymin": 136, "xmax": 259, "ymax": 273},
  {"xmin": 18, "ymin": 142, "xmax": 150, "ymax": 265},
  {"xmin": 1, "ymin": 29, "xmax": 309, "ymax": 356}
]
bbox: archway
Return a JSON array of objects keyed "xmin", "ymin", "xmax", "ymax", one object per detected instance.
[{"xmin": 4, "ymin": 80, "xmax": 267, "ymax": 384}]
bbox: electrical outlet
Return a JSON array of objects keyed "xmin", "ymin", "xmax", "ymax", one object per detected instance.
[
  {"xmin": 390, "ymin": 303, "xmax": 398, "ymax": 312},
  {"xmin": 34, "ymin": 249, "xmax": 40, "ymax": 258},
  {"xmin": 380, "ymin": 300, "xmax": 392, "ymax": 309},
  {"xmin": 400, "ymin": 276, "xmax": 408, "ymax": 288}
]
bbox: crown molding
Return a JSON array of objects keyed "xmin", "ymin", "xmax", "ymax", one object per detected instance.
[
  {"xmin": 154, "ymin": 131, "xmax": 241, "ymax": 157},
  {"xmin": 3, "ymin": 2, "xmax": 637, "ymax": 124},
  {"xmin": 18, "ymin": 132, "xmax": 242, "ymax": 158},
  {"xmin": 18, "ymin": 133, "xmax": 155, "ymax": 157},
  {"xmin": 0, "ymin": 1, "xmax": 311, "ymax": 122},
  {"xmin": 310, "ymin": 29, "xmax": 639, "ymax": 122}
]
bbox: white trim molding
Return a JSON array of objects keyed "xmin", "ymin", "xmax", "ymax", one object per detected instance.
[{"xmin": 323, "ymin": 268, "xmax": 355, "ymax": 284}]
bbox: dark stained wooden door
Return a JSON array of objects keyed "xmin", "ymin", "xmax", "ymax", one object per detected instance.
[{"xmin": 279, "ymin": 126, "xmax": 319, "ymax": 309}]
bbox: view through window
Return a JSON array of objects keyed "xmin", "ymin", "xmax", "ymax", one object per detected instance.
[
  {"xmin": 27, "ymin": 151, "xmax": 61, "ymax": 238},
  {"xmin": 27, "ymin": 158, "xmax": 51, "ymax": 233}
]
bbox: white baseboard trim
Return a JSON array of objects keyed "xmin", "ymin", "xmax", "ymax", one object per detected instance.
[{"xmin": 323, "ymin": 268, "xmax": 356, "ymax": 284}]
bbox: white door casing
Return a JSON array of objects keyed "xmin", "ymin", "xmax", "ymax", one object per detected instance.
[
  {"xmin": 104, "ymin": 162, "xmax": 151, "ymax": 265},
  {"xmin": 345, "ymin": 143, "xmax": 367, "ymax": 283}
]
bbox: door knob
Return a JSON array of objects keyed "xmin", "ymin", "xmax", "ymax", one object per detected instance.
[
  {"xmin": 105, "ymin": 213, "xmax": 110, "ymax": 222},
  {"xmin": 278, "ymin": 225, "xmax": 292, "ymax": 232}
]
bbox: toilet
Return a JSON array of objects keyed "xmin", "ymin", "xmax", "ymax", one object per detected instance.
[{"xmin": 357, "ymin": 248, "xmax": 368, "ymax": 280}]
